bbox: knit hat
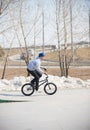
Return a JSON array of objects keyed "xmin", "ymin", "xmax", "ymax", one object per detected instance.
[{"xmin": 38, "ymin": 52, "xmax": 45, "ymax": 57}]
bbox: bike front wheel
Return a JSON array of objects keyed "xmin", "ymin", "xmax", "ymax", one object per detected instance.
[
  {"xmin": 44, "ymin": 82, "xmax": 57, "ymax": 95},
  {"xmin": 21, "ymin": 83, "xmax": 34, "ymax": 96}
]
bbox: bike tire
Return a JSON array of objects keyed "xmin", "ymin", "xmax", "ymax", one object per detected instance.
[
  {"xmin": 21, "ymin": 83, "xmax": 34, "ymax": 96},
  {"xmin": 44, "ymin": 82, "xmax": 57, "ymax": 95}
]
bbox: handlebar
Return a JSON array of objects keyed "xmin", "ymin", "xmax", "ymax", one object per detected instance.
[
  {"xmin": 44, "ymin": 72, "xmax": 48, "ymax": 78},
  {"xmin": 41, "ymin": 67, "xmax": 48, "ymax": 78},
  {"xmin": 43, "ymin": 68, "xmax": 47, "ymax": 71},
  {"xmin": 41, "ymin": 67, "xmax": 47, "ymax": 71}
]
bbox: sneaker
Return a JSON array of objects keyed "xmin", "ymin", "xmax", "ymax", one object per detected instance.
[{"xmin": 36, "ymin": 86, "xmax": 39, "ymax": 91}]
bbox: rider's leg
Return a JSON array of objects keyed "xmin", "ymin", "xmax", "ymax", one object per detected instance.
[
  {"xmin": 27, "ymin": 69, "xmax": 36, "ymax": 85},
  {"xmin": 34, "ymin": 70, "xmax": 42, "ymax": 90},
  {"xmin": 27, "ymin": 69, "xmax": 42, "ymax": 90}
]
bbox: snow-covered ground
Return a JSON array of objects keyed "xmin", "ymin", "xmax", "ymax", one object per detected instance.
[
  {"xmin": 0, "ymin": 75, "xmax": 90, "ymax": 130},
  {"xmin": 0, "ymin": 75, "xmax": 90, "ymax": 92}
]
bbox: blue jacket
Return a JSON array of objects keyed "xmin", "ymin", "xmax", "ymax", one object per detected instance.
[{"xmin": 27, "ymin": 57, "xmax": 43, "ymax": 74}]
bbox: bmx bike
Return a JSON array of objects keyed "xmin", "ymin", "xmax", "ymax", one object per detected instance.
[{"xmin": 21, "ymin": 73, "xmax": 57, "ymax": 96}]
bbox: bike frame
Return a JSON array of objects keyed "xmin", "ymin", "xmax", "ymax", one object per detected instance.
[{"xmin": 38, "ymin": 75, "xmax": 48, "ymax": 87}]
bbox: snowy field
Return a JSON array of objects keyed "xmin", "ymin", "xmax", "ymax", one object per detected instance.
[
  {"xmin": 0, "ymin": 74, "xmax": 90, "ymax": 100},
  {"xmin": 0, "ymin": 75, "xmax": 90, "ymax": 130},
  {"xmin": 0, "ymin": 75, "xmax": 90, "ymax": 91}
]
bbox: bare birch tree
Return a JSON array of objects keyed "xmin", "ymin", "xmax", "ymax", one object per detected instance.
[
  {"xmin": 55, "ymin": 0, "xmax": 75, "ymax": 77},
  {"xmin": 0, "ymin": 0, "xmax": 20, "ymax": 79},
  {"xmin": 1, "ymin": 34, "xmax": 15, "ymax": 79},
  {"xmin": 55, "ymin": 0, "xmax": 63, "ymax": 75},
  {"xmin": 0, "ymin": 0, "xmax": 20, "ymax": 16}
]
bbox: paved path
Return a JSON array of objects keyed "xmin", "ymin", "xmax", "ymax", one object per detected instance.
[{"xmin": 0, "ymin": 88, "xmax": 90, "ymax": 130}]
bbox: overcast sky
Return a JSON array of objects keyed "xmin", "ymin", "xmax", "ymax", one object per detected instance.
[{"xmin": 0, "ymin": 0, "xmax": 90, "ymax": 48}]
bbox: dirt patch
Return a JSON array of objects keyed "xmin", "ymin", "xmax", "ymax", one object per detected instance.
[{"xmin": 0, "ymin": 67, "xmax": 90, "ymax": 80}]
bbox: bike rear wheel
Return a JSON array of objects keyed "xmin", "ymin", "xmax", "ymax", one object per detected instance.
[
  {"xmin": 44, "ymin": 82, "xmax": 57, "ymax": 95},
  {"xmin": 21, "ymin": 83, "xmax": 34, "ymax": 96}
]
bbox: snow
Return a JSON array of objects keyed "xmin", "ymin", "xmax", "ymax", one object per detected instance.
[{"xmin": 0, "ymin": 75, "xmax": 90, "ymax": 91}]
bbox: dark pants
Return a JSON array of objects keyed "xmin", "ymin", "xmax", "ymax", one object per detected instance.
[{"xmin": 27, "ymin": 69, "xmax": 42, "ymax": 90}]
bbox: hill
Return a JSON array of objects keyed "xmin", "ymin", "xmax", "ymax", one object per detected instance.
[
  {"xmin": 45, "ymin": 47, "xmax": 90, "ymax": 61},
  {"xmin": 0, "ymin": 47, "xmax": 90, "ymax": 66}
]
